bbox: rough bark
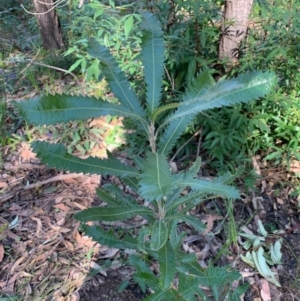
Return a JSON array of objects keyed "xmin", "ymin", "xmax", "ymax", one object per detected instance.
[
  {"xmin": 32, "ymin": 0, "xmax": 65, "ymax": 50},
  {"xmin": 219, "ymin": 0, "xmax": 254, "ymax": 67}
]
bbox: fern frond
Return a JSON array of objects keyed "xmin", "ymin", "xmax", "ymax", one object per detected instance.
[
  {"xmin": 32, "ymin": 141, "xmax": 139, "ymax": 177},
  {"xmin": 16, "ymin": 94, "xmax": 148, "ymax": 128},
  {"xmin": 140, "ymin": 12, "xmax": 165, "ymax": 113},
  {"xmin": 88, "ymin": 39, "xmax": 145, "ymax": 116}
]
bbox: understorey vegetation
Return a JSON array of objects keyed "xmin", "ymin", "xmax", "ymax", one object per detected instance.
[
  {"xmin": 17, "ymin": 11, "xmax": 277, "ymax": 301},
  {"xmin": 1, "ymin": 0, "xmax": 300, "ymax": 300}
]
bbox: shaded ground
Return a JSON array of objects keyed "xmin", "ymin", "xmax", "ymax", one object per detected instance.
[{"xmin": 1, "ymin": 136, "xmax": 300, "ymax": 300}]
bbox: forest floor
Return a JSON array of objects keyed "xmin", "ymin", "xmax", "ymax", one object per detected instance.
[
  {"xmin": 0, "ymin": 86, "xmax": 300, "ymax": 301},
  {"xmin": 0, "ymin": 29, "xmax": 300, "ymax": 299}
]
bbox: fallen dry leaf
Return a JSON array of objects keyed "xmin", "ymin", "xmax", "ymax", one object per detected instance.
[
  {"xmin": 0, "ymin": 244, "xmax": 4, "ymax": 262},
  {"xmin": 260, "ymin": 278, "xmax": 271, "ymax": 301},
  {"xmin": 0, "ymin": 182, "xmax": 8, "ymax": 191},
  {"xmin": 31, "ymin": 217, "xmax": 42, "ymax": 237},
  {"xmin": 69, "ymin": 291, "xmax": 80, "ymax": 301},
  {"xmin": 53, "ymin": 203, "xmax": 72, "ymax": 212},
  {"xmin": 18, "ymin": 142, "xmax": 37, "ymax": 162},
  {"xmin": 201, "ymin": 215, "xmax": 223, "ymax": 234},
  {"xmin": 2, "ymin": 272, "xmax": 19, "ymax": 295}
]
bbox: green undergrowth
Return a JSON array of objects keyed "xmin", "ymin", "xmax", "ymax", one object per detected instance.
[{"xmin": 16, "ymin": 12, "xmax": 277, "ymax": 300}]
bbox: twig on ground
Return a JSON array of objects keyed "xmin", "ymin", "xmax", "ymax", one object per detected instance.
[{"xmin": 0, "ymin": 173, "xmax": 83, "ymax": 203}]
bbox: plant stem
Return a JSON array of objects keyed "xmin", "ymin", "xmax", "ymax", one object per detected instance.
[{"xmin": 149, "ymin": 122, "xmax": 157, "ymax": 153}]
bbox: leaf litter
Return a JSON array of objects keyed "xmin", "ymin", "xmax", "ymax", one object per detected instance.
[{"xmin": 1, "ymin": 110, "xmax": 300, "ymax": 300}]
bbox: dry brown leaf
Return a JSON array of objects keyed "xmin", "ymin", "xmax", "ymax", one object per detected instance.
[
  {"xmin": 57, "ymin": 217, "xmax": 66, "ymax": 226},
  {"xmin": 55, "ymin": 196, "xmax": 65, "ymax": 203},
  {"xmin": 64, "ymin": 240, "xmax": 75, "ymax": 252},
  {"xmin": 53, "ymin": 203, "xmax": 72, "ymax": 212},
  {"xmin": 276, "ymin": 197, "xmax": 285, "ymax": 205},
  {"xmin": 75, "ymin": 231, "xmax": 97, "ymax": 248},
  {"xmin": 0, "ymin": 244, "xmax": 4, "ymax": 262},
  {"xmin": 31, "ymin": 217, "xmax": 43, "ymax": 236},
  {"xmin": 63, "ymin": 177, "xmax": 81, "ymax": 184},
  {"xmin": 72, "ymin": 222, "xmax": 80, "ymax": 240},
  {"xmin": 59, "ymin": 257, "xmax": 71, "ymax": 265},
  {"xmin": 289, "ymin": 160, "xmax": 300, "ymax": 173},
  {"xmin": 2, "ymin": 272, "xmax": 19, "ymax": 295},
  {"xmin": 0, "ymin": 182, "xmax": 8, "ymax": 190},
  {"xmin": 6, "ymin": 230, "xmax": 21, "ymax": 241},
  {"xmin": 11, "ymin": 256, "xmax": 27, "ymax": 273},
  {"xmin": 69, "ymin": 291, "xmax": 80, "ymax": 301},
  {"xmin": 260, "ymin": 278, "xmax": 271, "ymax": 301},
  {"xmin": 201, "ymin": 215, "xmax": 223, "ymax": 234},
  {"xmin": 50, "ymin": 225, "xmax": 71, "ymax": 233},
  {"xmin": 73, "ymin": 201, "xmax": 87, "ymax": 210},
  {"xmin": 18, "ymin": 142, "xmax": 37, "ymax": 162}
]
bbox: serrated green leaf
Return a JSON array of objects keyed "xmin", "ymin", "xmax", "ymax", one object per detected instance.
[
  {"xmin": 178, "ymin": 273, "xmax": 203, "ymax": 301},
  {"xmin": 16, "ymin": 94, "xmax": 147, "ymax": 127},
  {"xmin": 161, "ymin": 72, "xmax": 277, "ymax": 127},
  {"xmin": 30, "ymin": 141, "xmax": 139, "ymax": 177},
  {"xmin": 122, "ymin": 177, "xmax": 139, "ymax": 192},
  {"xmin": 128, "ymin": 254, "xmax": 151, "ymax": 274},
  {"xmin": 183, "ymin": 70, "xmax": 216, "ymax": 101},
  {"xmin": 182, "ymin": 178, "xmax": 240, "ymax": 199},
  {"xmin": 137, "ymin": 227, "xmax": 151, "ymax": 252},
  {"xmin": 96, "ymin": 188, "xmax": 121, "ymax": 206},
  {"xmin": 172, "ymin": 214, "xmax": 205, "ymax": 232},
  {"xmin": 81, "ymin": 224, "xmax": 138, "ymax": 250},
  {"xmin": 133, "ymin": 271, "xmax": 160, "ymax": 293},
  {"xmin": 158, "ymin": 242, "xmax": 176, "ymax": 290},
  {"xmin": 177, "ymin": 263, "xmax": 240, "ymax": 287},
  {"xmin": 169, "ymin": 220, "xmax": 186, "ymax": 251},
  {"xmin": 180, "ymin": 157, "xmax": 202, "ymax": 180},
  {"xmin": 75, "ymin": 206, "xmax": 153, "ymax": 222},
  {"xmin": 166, "ymin": 191, "xmax": 207, "ymax": 214},
  {"xmin": 158, "ymin": 115, "xmax": 195, "ymax": 156},
  {"xmin": 100, "ymin": 184, "xmax": 137, "ymax": 206},
  {"xmin": 87, "ymin": 39, "xmax": 145, "ymax": 116},
  {"xmin": 150, "ymin": 219, "xmax": 168, "ymax": 251},
  {"xmin": 140, "ymin": 12, "xmax": 165, "ymax": 113},
  {"xmin": 139, "ymin": 153, "xmax": 175, "ymax": 201},
  {"xmin": 228, "ymin": 283, "xmax": 250, "ymax": 301},
  {"xmin": 151, "ymin": 102, "xmax": 179, "ymax": 122}
]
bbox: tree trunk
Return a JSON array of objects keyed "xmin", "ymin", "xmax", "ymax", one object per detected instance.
[
  {"xmin": 32, "ymin": 0, "xmax": 65, "ymax": 50},
  {"xmin": 219, "ymin": 0, "xmax": 254, "ymax": 68}
]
